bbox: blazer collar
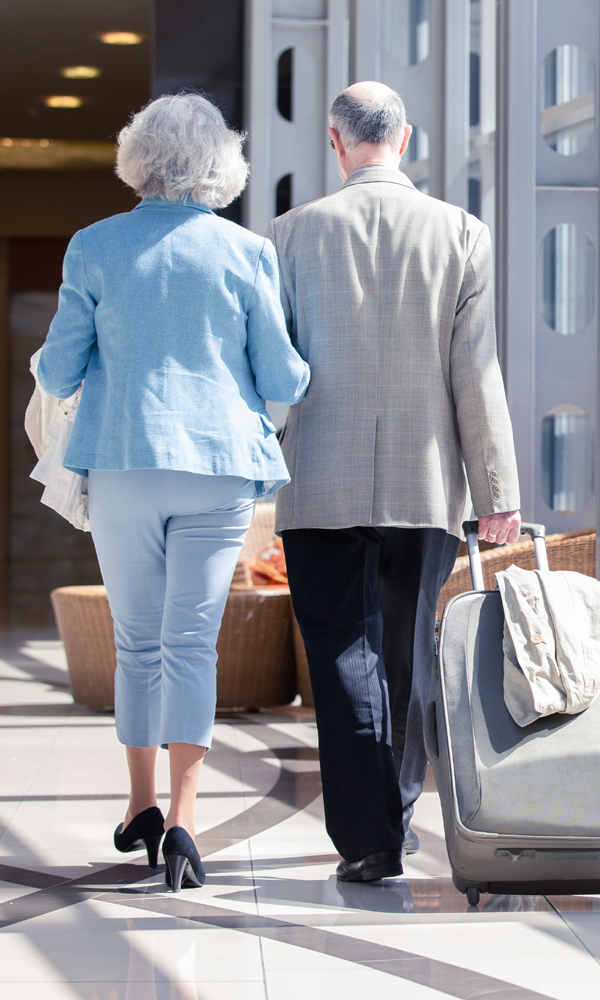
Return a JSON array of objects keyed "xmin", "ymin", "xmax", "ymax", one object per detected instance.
[
  {"xmin": 134, "ymin": 197, "xmax": 215, "ymax": 214},
  {"xmin": 342, "ymin": 167, "xmax": 417, "ymax": 191}
]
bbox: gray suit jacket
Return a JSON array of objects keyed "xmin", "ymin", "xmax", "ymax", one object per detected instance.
[{"xmin": 266, "ymin": 167, "xmax": 520, "ymax": 538}]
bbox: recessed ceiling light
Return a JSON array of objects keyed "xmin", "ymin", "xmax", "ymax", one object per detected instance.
[
  {"xmin": 1, "ymin": 139, "xmax": 54, "ymax": 148},
  {"xmin": 99, "ymin": 31, "xmax": 144, "ymax": 45},
  {"xmin": 44, "ymin": 96, "xmax": 84, "ymax": 109},
  {"xmin": 60, "ymin": 66, "xmax": 102, "ymax": 79}
]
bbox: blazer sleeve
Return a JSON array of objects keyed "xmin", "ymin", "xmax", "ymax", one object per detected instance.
[
  {"xmin": 264, "ymin": 220, "xmax": 295, "ymax": 342},
  {"xmin": 37, "ymin": 231, "xmax": 97, "ymax": 399},
  {"xmin": 450, "ymin": 224, "xmax": 521, "ymax": 516},
  {"xmin": 246, "ymin": 238, "xmax": 310, "ymax": 405}
]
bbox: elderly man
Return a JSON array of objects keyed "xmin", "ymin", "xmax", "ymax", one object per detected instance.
[{"xmin": 266, "ymin": 82, "xmax": 521, "ymax": 882}]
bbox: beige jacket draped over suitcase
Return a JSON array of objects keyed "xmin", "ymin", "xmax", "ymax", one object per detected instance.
[{"xmin": 266, "ymin": 167, "xmax": 520, "ymax": 537}]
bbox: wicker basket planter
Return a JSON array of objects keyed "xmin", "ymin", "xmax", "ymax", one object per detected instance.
[
  {"xmin": 230, "ymin": 501, "xmax": 315, "ymax": 707},
  {"xmin": 216, "ymin": 586, "xmax": 296, "ymax": 709},
  {"xmin": 50, "ymin": 585, "xmax": 116, "ymax": 709},
  {"xmin": 231, "ymin": 502, "xmax": 278, "ymax": 587},
  {"xmin": 291, "ymin": 616, "xmax": 314, "ymax": 708},
  {"xmin": 50, "ymin": 581, "xmax": 298, "ymax": 711}
]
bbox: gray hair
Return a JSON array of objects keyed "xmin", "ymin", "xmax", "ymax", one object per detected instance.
[
  {"xmin": 116, "ymin": 93, "xmax": 250, "ymax": 208},
  {"xmin": 329, "ymin": 89, "xmax": 406, "ymax": 148}
]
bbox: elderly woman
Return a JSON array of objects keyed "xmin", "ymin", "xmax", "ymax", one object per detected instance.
[{"xmin": 37, "ymin": 93, "xmax": 309, "ymax": 892}]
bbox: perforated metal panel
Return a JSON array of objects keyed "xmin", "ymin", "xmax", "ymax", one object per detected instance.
[
  {"xmin": 353, "ymin": 0, "xmax": 470, "ymax": 207},
  {"xmin": 497, "ymin": 0, "xmax": 599, "ymax": 540},
  {"xmin": 244, "ymin": 0, "xmax": 350, "ymax": 235}
]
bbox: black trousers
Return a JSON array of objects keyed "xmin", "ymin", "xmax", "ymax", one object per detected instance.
[{"xmin": 282, "ymin": 526, "xmax": 459, "ymax": 863}]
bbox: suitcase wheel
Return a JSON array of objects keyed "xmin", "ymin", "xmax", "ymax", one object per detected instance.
[{"xmin": 466, "ymin": 886, "xmax": 480, "ymax": 906}]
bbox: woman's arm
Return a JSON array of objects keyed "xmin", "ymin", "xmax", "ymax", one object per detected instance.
[
  {"xmin": 37, "ymin": 231, "xmax": 98, "ymax": 399},
  {"xmin": 246, "ymin": 239, "xmax": 310, "ymax": 404}
]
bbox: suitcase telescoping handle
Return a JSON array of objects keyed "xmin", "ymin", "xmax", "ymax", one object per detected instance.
[{"xmin": 462, "ymin": 520, "xmax": 549, "ymax": 591}]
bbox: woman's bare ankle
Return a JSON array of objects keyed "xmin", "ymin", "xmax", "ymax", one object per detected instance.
[
  {"xmin": 124, "ymin": 800, "xmax": 158, "ymax": 829},
  {"xmin": 164, "ymin": 811, "xmax": 195, "ymax": 838}
]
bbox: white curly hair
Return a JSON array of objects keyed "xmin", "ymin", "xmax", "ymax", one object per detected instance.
[{"xmin": 116, "ymin": 92, "xmax": 250, "ymax": 208}]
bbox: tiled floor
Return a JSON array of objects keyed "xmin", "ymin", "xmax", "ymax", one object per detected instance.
[{"xmin": 1, "ymin": 631, "xmax": 599, "ymax": 999}]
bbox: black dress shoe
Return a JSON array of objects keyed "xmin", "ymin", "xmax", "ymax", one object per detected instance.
[
  {"xmin": 114, "ymin": 806, "xmax": 164, "ymax": 868},
  {"xmin": 162, "ymin": 826, "xmax": 206, "ymax": 892},
  {"xmin": 336, "ymin": 850, "xmax": 403, "ymax": 882},
  {"xmin": 403, "ymin": 828, "xmax": 420, "ymax": 855}
]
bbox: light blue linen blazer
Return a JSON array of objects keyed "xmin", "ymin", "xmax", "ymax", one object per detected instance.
[{"xmin": 37, "ymin": 198, "xmax": 310, "ymax": 495}]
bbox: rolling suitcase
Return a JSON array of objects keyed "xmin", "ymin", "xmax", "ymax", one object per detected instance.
[{"xmin": 425, "ymin": 520, "xmax": 600, "ymax": 905}]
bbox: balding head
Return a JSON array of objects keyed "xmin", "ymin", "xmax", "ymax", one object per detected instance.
[
  {"xmin": 329, "ymin": 81, "xmax": 407, "ymax": 150},
  {"xmin": 344, "ymin": 81, "xmax": 397, "ymax": 104}
]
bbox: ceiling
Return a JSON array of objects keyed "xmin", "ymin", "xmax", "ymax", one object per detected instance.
[{"xmin": 0, "ymin": 0, "xmax": 152, "ymax": 143}]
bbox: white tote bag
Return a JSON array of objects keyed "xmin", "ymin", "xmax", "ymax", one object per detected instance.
[{"xmin": 25, "ymin": 350, "xmax": 90, "ymax": 532}]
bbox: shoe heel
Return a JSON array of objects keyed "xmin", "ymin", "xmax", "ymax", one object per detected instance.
[
  {"xmin": 165, "ymin": 853, "xmax": 188, "ymax": 893},
  {"xmin": 143, "ymin": 834, "xmax": 163, "ymax": 869}
]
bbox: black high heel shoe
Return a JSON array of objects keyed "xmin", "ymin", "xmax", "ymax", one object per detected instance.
[
  {"xmin": 114, "ymin": 806, "xmax": 165, "ymax": 868},
  {"xmin": 162, "ymin": 826, "xmax": 205, "ymax": 892}
]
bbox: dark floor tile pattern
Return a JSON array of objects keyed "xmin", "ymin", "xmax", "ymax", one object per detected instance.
[
  {"xmin": 0, "ymin": 737, "xmax": 322, "ymax": 930},
  {"xmin": 1, "ymin": 711, "xmax": 598, "ymax": 999},
  {"xmin": 103, "ymin": 893, "xmax": 559, "ymax": 1000}
]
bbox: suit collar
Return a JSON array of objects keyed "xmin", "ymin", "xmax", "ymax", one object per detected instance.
[{"xmin": 342, "ymin": 167, "xmax": 416, "ymax": 191}]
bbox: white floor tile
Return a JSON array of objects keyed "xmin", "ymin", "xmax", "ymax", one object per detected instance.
[
  {"xmin": 0, "ymin": 927, "xmax": 69, "ymax": 983},
  {"xmin": 551, "ymin": 908, "xmax": 600, "ymax": 963},
  {"xmin": 18, "ymin": 640, "xmax": 68, "ymax": 672},
  {"xmin": 329, "ymin": 916, "xmax": 600, "ymax": 999},
  {"xmin": 0, "ymin": 982, "xmax": 266, "ymax": 1000},
  {"xmin": 264, "ymin": 965, "xmax": 446, "ymax": 999},
  {"xmin": 128, "ymin": 924, "xmax": 264, "ymax": 983},
  {"xmin": 0, "ymin": 983, "xmax": 83, "ymax": 1000},
  {"xmin": 0, "ymin": 898, "xmax": 265, "ymax": 984},
  {"xmin": 401, "ymin": 840, "xmax": 452, "ymax": 879}
]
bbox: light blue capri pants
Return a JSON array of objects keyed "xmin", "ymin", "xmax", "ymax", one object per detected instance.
[{"xmin": 88, "ymin": 470, "xmax": 256, "ymax": 749}]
